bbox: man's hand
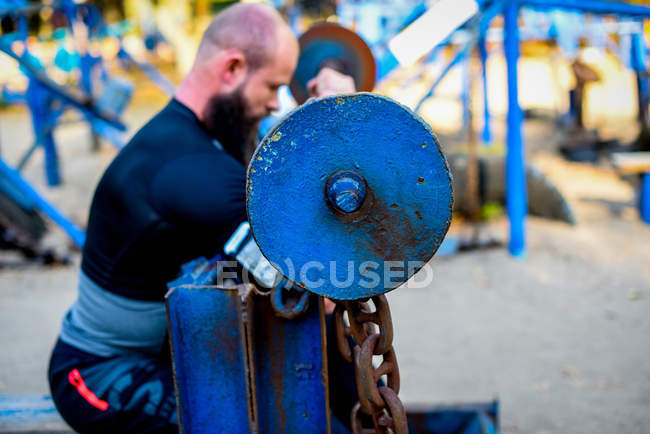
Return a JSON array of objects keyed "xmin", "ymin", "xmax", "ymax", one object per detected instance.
[
  {"xmin": 307, "ymin": 67, "xmax": 356, "ymax": 98},
  {"xmin": 324, "ymin": 298, "xmax": 336, "ymax": 314}
]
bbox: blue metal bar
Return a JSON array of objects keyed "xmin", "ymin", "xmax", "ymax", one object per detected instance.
[
  {"xmin": 166, "ymin": 259, "xmax": 330, "ymax": 433},
  {"xmin": 252, "ymin": 296, "xmax": 329, "ymax": 433},
  {"xmin": 166, "ymin": 285, "xmax": 256, "ymax": 433},
  {"xmin": 461, "ymin": 54, "xmax": 471, "ymax": 129},
  {"xmin": 0, "ymin": 39, "xmax": 126, "ymax": 131},
  {"xmin": 504, "ymin": 2, "xmax": 527, "ymax": 257},
  {"xmin": 517, "ymin": 0, "xmax": 650, "ymax": 17},
  {"xmin": 0, "ymin": 159, "xmax": 85, "ymax": 247},
  {"xmin": 631, "ymin": 30, "xmax": 649, "ymax": 127},
  {"xmin": 414, "ymin": 45, "xmax": 473, "ymax": 113},
  {"xmin": 641, "ymin": 172, "xmax": 650, "ymax": 224},
  {"xmin": 16, "ymin": 141, "xmax": 39, "ymax": 171},
  {"xmin": 26, "ymin": 81, "xmax": 61, "ymax": 186},
  {"xmin": 478, "ymin": 33, "xmax": 492, "ymax": 144},
  {"xmin": 88, "ymin": 120, "xmax": 125, "ymax": 149},
  {"xmin": 117, "ymin": 48, "xmax": 175, "ymax": 97}
]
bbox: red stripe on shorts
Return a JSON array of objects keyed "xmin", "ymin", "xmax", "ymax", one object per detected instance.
[{"xmin": 68, "ymin": 368, "xmax": 109, "ymax": 411}]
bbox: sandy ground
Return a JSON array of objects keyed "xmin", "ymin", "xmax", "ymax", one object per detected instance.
[{"xmin": 1, "ymin": 86, "xmax": 649, "ymax": 434}]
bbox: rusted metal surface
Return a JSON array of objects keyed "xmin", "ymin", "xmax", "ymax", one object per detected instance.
[
  {"xmin": 347, "ymin": 296, "xmax": 393, "ymax": 356},
  {"xmin": 247, "ymin": 93, "xmax": 453, "ymax": 300},
  {"xmin": 166, "ymin": 256, "xmax": 330, "ymax": 433},
  {"xmin": 270, "ymin": 280, "xmax": 312, "ymax": 320},
  {"xmin": 165, "ymin": 283, "xmax": 257, "ymax": 433},
  {"xmin": 290, "ymin": 23, "xmax": 376, "ymax": 104},
  {"xmin": 252, "ymin": 294, "xmax": 330, "ymax": 433},
  {"xmin": 355, "ymin": 334, "xmax": 400, "ymax": 414}
]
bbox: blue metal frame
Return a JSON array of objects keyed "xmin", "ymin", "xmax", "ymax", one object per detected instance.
[
  {"xmin": 166, "ymin": 257, "xmax": 329, "ymax": 433},
  {"xmin": 165, "ymin": 255, "xmax": 502, "ymax": 433},
  {"xmin": 0, "ymin": 3, "xmax": 133, "ymax": 248},
  {"xmin": 413, "ymin": 0, "xmax": 505, "ymax": 113},
  {"xmin": 493, "ymin": 0, "xmax": 650, "ymax": 254},
  {"xmin": 478, "ymin": 33, "xmax": 492, "ymax": 144},
  {"xmin": 252, "ymin": 295, "xmax": 329, "ymax": 433},
  {"xmin": 166, "ymin": 285, "xmax": 256, "ymax": 433},
  {"xmin": 504, "ymin": 2, "xmax": 527, "ymax": 257},
  {"xmin": 0, "ymin": 159, "xmax": 85, "ymax": 247},
  {"xmin": 641, "ymin": 172, "xmax": 650, "ymax": 224},
  {"xmin": 516, "ymin": 0, "xmax": 650, "ymax": 16}
]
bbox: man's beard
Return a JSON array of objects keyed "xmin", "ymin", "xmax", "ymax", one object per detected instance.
[{"xmin": 202, "ymin": 86, "xmax": 261, "ymax": 165}]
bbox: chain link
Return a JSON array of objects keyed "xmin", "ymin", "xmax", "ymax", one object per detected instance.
[
  {"xmin": 269, "ymin": 280, "xmax": 311, "ymax": 319},
  {"xmin": 334, "ymin": 295, "xmax": 408, "ymax": 434}
]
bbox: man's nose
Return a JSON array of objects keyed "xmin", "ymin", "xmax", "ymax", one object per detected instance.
[{"xmin": 267, "ymin": 96, "xmax": 280, "ymax": 113}]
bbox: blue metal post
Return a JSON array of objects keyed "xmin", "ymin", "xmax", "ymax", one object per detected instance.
[
  {"xmin": 166, "ymin": 257, "xmax": 330, "ymax": 433},
  {"xmin": 641, "ymin": 172, "xmax": 650, "ymax": 224},
  {"xmin": 26, "ymin": 81, "xmax": 61, "ymax": 186},
  {"xmin": 461, "ymin": 54, "xmax": 471, "ymax": 130},
  {"xmin": 166, "ymin": 285, "xmax": 256, "ymax": 433},
  {"xmin": 504, "ymin": 2, "xmax": 527, "ymax": 257},
  {"xmin": 631, "ymin": 30, "xmax": 648, "ymax": 125},
  {"xmin": 252, "ymin": 296, "xmax": 329, "ymax": 433},
  {"xmin": 478, "ymin": 32, "xmax": 492, "ymax": 144}
]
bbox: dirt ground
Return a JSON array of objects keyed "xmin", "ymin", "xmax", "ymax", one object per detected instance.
[{"xmin": 1, "ymin": 82, "xmax": 649, "ymax": 434}]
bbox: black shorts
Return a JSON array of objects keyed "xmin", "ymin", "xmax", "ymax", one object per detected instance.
[{"xmin": 48, "ymin": 340, "xmax": 178, "ymax": 434}]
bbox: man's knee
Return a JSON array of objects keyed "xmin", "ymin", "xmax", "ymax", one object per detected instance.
[{"xmin": 49, "ymin": 352, "xmax": 177, "ymax": 433}]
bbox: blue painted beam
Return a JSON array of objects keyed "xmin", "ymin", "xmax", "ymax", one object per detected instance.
[
  {"xmin": 0, "ymin": 159, "xmax": 85, "ymax": 247},
  {"xmin": 413, "ymin": 0, "xmax": 506, "ymax": 113},
  {"xmin": 478, "ymin": 33, "xmax": 492, "ymax": 145},
  {"xmin": 504, "ymin": 2, "xmax": 527, "ymax": 257},
  {"xmin": 117, "ymin": 48, "xmax": 176, "ymax": 97},
  {"xmin": 641, "ymin": 172, "xmax": 650, "ymax": 224},
  {"xmin": 0, "ymin": 39, "xmax": 126, "ymax": 132},
  {"xmin": 518, "ymin": 0, "xmax": 650, "ymax": 17},
  {"xmin": 165, "ymin": 285, "xmax": 256, "ymax": 433},
  {"xmin": 252, "ymin": 295, "xmax": 329, "ymax": 433},
  {"xmin": 166, "ymin": 258, "xmax": 330, "ymax": 433}
]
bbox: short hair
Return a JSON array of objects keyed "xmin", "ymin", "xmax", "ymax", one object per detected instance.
[{"xmin": 196, "ymin": 3, "xmax": 282, "ymax": 71}]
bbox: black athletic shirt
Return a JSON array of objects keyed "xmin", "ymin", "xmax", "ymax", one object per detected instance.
[{"xmin": 81, "ymin": 99, "xmax": 247, "ymax": 301}]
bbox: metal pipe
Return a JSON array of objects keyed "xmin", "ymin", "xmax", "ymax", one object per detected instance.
[
  {"xmin": 641, "ymin": 172, "xmax": 650, "ymax": 224},
  {"xmin": 518, "ymin": 0, "xmax": 650, "ymax": 17},
  {"xmin": 117, "ymin": 48, "xmax": 176, "ymax": 97},
  {"xmin": 478, "ymin": 33, "xmax": 492, "ymax": 144},
  {"xmin": 504, "ymin": 2, "xmax": 527, "ymax": 257},
  {"xmin": 413, "ymin": 0, "xmax": 505, "ymax": 113},
  {"xmin": 0, "ymin": 159, "xmax": 85, "ymax": 247}
]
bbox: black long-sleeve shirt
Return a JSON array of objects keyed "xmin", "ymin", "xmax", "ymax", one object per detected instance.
[{"xmin": 81, "ymin": 99, "xmax": 247, "ymax": 301}]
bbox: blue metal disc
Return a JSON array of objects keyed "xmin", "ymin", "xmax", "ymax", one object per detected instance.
[{"xmin": 247, "ymin": 93, "xmax": 452, "ymax": 300}]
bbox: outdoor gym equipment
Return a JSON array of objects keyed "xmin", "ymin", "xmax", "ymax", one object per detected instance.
[{"xmin": 166, "ymin": 94, "xmax": 499, "ymax": 434}]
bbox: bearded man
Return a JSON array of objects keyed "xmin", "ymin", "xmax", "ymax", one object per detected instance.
[{"xmin": 48, "ymin": 4, "xmax": 355, "ymax": 432}]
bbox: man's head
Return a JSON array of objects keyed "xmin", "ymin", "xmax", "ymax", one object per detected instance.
[{"xmin": 176, "ymin": 3, "xmax": 298, "ymax": 162}]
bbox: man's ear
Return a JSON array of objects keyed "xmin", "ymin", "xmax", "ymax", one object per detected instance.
[{"xmin": 221, "ymin": 50, "xmax": 248, "ymax": 91}]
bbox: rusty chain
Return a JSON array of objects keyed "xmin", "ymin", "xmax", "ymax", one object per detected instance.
[
  {"xmin": 333, "ymin": 295, "xmax": 408, "ymax": 434},
  {"xmin": 269, "ymin": 280, "xmax": 311, "ymax": 319}
]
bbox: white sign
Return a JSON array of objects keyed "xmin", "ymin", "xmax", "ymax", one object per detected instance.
[{"xmin": 389, "ymin": 0, "xmax": 479, "ymax": 66}]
